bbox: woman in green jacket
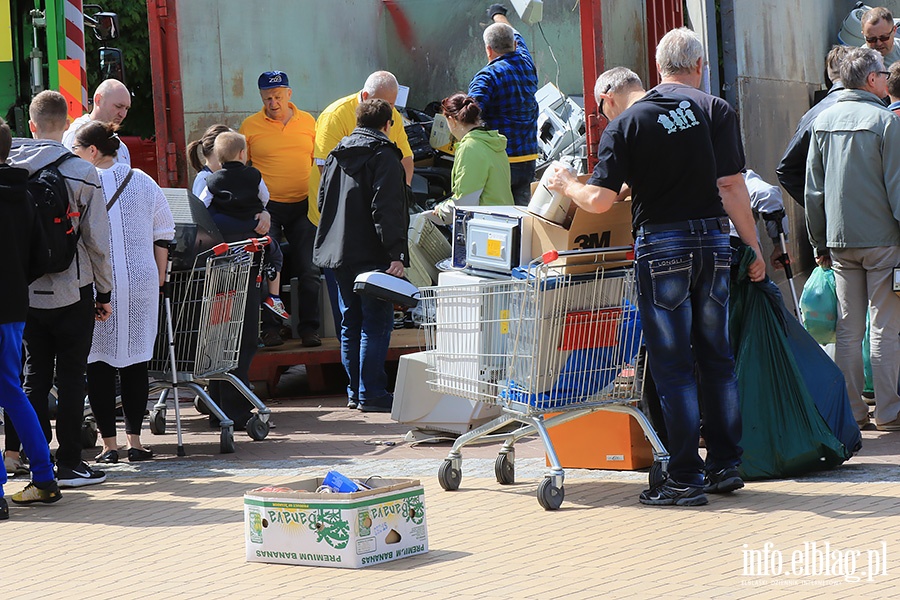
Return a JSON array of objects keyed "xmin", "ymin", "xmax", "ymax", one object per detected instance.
[{"xmin": 432, "ymin": 93, "xmax": 513, "ymax": 222}]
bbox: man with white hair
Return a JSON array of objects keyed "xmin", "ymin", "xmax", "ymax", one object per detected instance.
[
  {"xmin": 468, "ymin": 4, "xmax": 538, "ymax": 206},
  {"xmin": 313, "ymin": 71, "xmax": 414, "ymax": 193},
  {"xmin": 62, "ymin": 78, "xmax": 132, "ymax": 165},
  {"xmin": 545, "ymin": 64, "xmax": 762, "ymax": 507},
  {"xmin": 806, "ymin": 46, "xmax": 900, "ymax": 432}
]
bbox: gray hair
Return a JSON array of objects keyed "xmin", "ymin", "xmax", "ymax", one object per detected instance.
[
  {"xmin": 840, "ymin": 47, "xmax": 884, "ymax": 89},
  {"xmin": 656, "ymin": 27, "xmax": 704, "ymax": 77},
  {"xmin": 594, "ymin": 67, "xmax": 644, "ymax": 100},
  {"xmin": 861, "ymin": 6, "xmax": 893, "ymax": 29},
  {"xmin": 825, "ymin": 45, "xmax": 851, "ymax": 83},
  {"xmin": 483, "ymin": 23, "xmax": 515, "ymax": 54},
  {"xmin": 363, "ymin": 71, "xmax": 398, "ymax": 96}
]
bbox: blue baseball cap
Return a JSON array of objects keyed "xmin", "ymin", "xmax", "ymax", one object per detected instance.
[{"xmin": 258, "ymin": 71, "xmax": 290, "ymax": 90}]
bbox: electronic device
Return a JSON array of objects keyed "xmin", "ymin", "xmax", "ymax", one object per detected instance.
[
  {"xmin": 161, "ymin": 188, "xmax": 223, "ymax": 271},
  {"xmin": 391, "ymin": 350, "xmax": 501, "ymax": 436},
  {"xmin": 510, "ymin": 0, "xmax": 543, "ymax": 25},
  {"xmin": 451, "ymin": 205, "xmax": 533, "ymax": 274}
]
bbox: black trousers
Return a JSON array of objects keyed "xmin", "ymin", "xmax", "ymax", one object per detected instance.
[
  {"xmin": 4, "ymin": 286, "xmax": 95, "ymax": 467},
  {"xmin": 266, "ymin": 199, "xmax": 320, "ymax": 334},
  {"xmin": 87, "ymin": 361, "xmax": 149, "ymax": 438}
]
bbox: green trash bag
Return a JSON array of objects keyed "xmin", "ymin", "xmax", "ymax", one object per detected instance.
[
  {"xmin": 863, "ymin": 311, "xmax": 874, "ymax": 396},
  {"xmin": 730, "ymin": 247, "xmax": 848, "ymax": 480},
  {"xmin": 799, "ymin": 266, "xmax": 837, "ymax": 345}
]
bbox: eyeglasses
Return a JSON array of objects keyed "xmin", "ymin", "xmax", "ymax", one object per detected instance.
[
  {"xmin": 598, "ymin": 98, "xmax": 606, "ymax": 119},
  {"xmin": 865, "ymin": 26, "xmax": 896, "ymax": 44},
  {"xmin": 876, "ymin": 70, "xmax": 891, "ymax": 77}
]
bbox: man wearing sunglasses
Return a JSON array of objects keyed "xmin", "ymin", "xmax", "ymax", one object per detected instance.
[{"xmin": 862, "ymin": 6, "xmax": 900, "ymax": 68}]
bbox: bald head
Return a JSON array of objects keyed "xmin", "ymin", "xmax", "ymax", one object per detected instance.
[
  {"xmin": 91, "ymin": 79, "xmax": 131, "ymax": 126},
  {"xmin": 361, "ymin": 71, "xmax": 399, "ymax": 105}
]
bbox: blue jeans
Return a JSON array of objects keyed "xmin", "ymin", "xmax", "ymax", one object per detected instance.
[
  {"xmin": 509, "ymin": 160, "xmax": 536, "ymax": 207},
  {"xmin": 333, "ymin": 268, "xmax": 395, "ymax": 405},
  {"xmin": 634, "ymin": 228, "xmax": 742, "ymax": 486},
  {"xmin": 0, "ymin": 322, "xmax": 54, "ymax": 497}
]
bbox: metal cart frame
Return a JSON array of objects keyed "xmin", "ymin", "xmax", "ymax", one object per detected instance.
[
  {"xmin": 421, "ymin": 248, "xmax": 669, "ymax": 509},
  {"xmin": 147, "ymin": 237, "xmax": 272, "ymax": 454}
]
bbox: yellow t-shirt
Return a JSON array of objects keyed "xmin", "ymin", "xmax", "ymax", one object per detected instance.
[
  {"xmin": 307, "ymin": 92, "xmax": 412, "ymax": 225},
  {"xmin": 239, "ymin": 102, "xmax": 315, "ymax": 203}
]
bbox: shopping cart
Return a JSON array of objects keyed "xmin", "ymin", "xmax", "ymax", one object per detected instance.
[
  {"xmin": 147, "ymin": 237, "xmax": 272, "ymax": 454},
  {"xmin": 421, "ymin": 247, "xmax": 669, "ymax": 510}
]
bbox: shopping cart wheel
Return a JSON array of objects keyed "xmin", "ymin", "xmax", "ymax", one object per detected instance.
[
  {"xmin": 149, "ymin": 409, "xmax": 167, "ymax": 435},
  {"xmin": 194, "ymin": 396, "xmax": 211, "ymax": 415},
  {"xmin": 649, "ymin": 460, "xmax": 668, "ymax": 488},
  {"xmin": 220, "ymin": 427, "xmax": 235, "ymax": 454},
  {"xmin": 495, "ymin": 454, "xmax": 515, "ymax": 485},
  {"xmin": 537, "ymin": 477, "xmax": 564, "ymax": 510},
  {"xmin": 438, "ymin": 460, "xmax": 461, "ymax": 491},
  {"xmin": 246, "ymin": 414, "xmax": 269, "ymax": 441},
  {"xmin": 81, "ymin": 417, "xmax": 98, "ymax": 449}
]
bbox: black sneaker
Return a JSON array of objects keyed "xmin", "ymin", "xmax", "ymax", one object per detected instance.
[
  {"xmin": 56, "ymin": 461, "xmax": 106, "ymax": 488},
  {"xmin": 704, "ymin": 467, "xmax": 744, "ymax": 494},
  {"xmin": 0, "ymin": 497, "xmax": 8, "ymax": 520},
  {"xmin": 639, "ymin": 480, "xmax": 708, "ymax": 506}
]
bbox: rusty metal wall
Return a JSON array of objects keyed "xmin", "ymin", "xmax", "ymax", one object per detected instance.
[{"xmin": 175, "ymin": 0, "xmax": 648, "ymax": 169}]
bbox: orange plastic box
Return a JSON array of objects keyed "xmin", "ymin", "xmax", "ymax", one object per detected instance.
[{"xmin": 546, "ymin": 410, "xmax": 653, "ymax": 470}]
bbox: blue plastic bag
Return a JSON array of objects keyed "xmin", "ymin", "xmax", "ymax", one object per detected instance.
[{"xmin": 799, "ymin": 266, "xmax": 837, "ymax": 345}]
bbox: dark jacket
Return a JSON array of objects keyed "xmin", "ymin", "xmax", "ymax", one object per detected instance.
[
  {"xmin": 0, "ymin": 163, "xmax": 47, "ymax": 323},
  {"xmin": 313, "ymin": 127, "xmax": 409, "ymax": 271},
  {"xmin": 776, "ymin": 83, "xmax": 844, "ymax": 206},
  {"xmin": 206, "ymin": 161, "xmax": 264, "ymax": 221}
]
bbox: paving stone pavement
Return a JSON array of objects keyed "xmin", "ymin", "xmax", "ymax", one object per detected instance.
[{"xmin": 2, "ymin": 395, "xmax": 900, "ymax": 598}]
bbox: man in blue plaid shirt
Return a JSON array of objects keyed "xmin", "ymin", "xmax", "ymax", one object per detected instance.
[{"xmin": 468, "ymin": 3, "xmax": 539, "ymax": 206}]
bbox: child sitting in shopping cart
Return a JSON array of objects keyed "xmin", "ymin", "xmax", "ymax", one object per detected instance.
[{"xmin": 198, "ymin": 130, "xmax": 289, "ymax": 321}]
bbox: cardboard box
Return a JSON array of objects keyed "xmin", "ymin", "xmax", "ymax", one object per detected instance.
[
  {"xmin": 244, "ymin": 478, "xmax": 428, "ymax": 568},
  {"xmin": 526, "ymin": 178, "xmax": 633, "ymax": 273},
  {"xmin": 546, "ymin": 410, "xmax": 653, "ymax": 470}
]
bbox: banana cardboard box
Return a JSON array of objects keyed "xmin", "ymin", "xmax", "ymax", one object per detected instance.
[{"xmin": 244, "ymin": 478, "xmax": 428, "ymax": 568}]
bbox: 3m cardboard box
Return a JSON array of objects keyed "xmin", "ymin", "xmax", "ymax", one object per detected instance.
[
  {"xmin": 546, "ymin": 410, "xmax": 653, "ymax": 470},
  {"xmin": 527, "ymin": 178, "xmax": 633, "ymax": 272},
  {"xmin": 244, "ymin": 478, "xmax": 428, "ymax": 568}
]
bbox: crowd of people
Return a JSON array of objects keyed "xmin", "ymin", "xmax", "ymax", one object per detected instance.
[
  {"xmin": 0, "ymin": 2, "xmax": 538, "ymax": 518},
  {"xmin": 4, "ymin": 2, "xmax": 899, "ymax": 518}
]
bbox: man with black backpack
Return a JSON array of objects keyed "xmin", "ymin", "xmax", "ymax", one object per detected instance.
[{"xmin": 3, "ymin": 90, "xmax": 113, "ymax": 488}]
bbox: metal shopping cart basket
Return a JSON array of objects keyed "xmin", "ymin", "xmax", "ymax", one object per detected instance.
[
  {"xmin": 147, "ymin": 237, "xmax": 272, "ymax": 454},
  {"xmin": 421, "ymin": 247, "xmax": 669, "ymax": 510}
]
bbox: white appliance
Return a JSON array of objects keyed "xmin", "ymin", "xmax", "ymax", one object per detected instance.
[
  {"xmin": 527, "ymin": 160, "xmax": 575, "ymax": 226},
  {"xmin": 451, "ymin": 205, "xmax": 533, "ymax": 274},
  {"xmin": 511, "ymin": 0, "xmax": 543, "ymax": 25},
  {"xmin": 535, "ymin": 82, "xmax": 585, "ymax": 168},
  {"xmin": 391, "ymin": 351, "xmax": 501, "ymax": 435},
  {"xmin": 431, "ymin": 270, "xmax": 515, "ymax": 401}
]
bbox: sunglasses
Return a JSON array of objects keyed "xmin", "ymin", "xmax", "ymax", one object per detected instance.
[
  {"xmin": 866, "ymin": 26, "xmax": 896, "ymax": 44},
  {"xmin": 598, "ymin": 98, "xmax": 606, "ymax": 119}
]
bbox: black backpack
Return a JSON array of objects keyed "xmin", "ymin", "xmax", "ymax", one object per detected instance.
[{"xmin": 28, "ymin": 153, "xmax": 80, "ymax": 274}]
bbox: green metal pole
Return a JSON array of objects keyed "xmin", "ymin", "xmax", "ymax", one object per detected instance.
[{"xmin": 44, "ymin": 0, "xmax": 62, "ymax": 90}]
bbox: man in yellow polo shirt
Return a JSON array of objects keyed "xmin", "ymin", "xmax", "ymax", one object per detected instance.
[
  {"xmin": 309, "ymin": 71, "xmax": 414, "ymax": 227},
  {"xmin": 309, "ymin": 71, "xmax": 413, "ymax": 359},
  {"xmin": 240, "ymin": 70, "xmax": 320, "ymax": 347}
]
